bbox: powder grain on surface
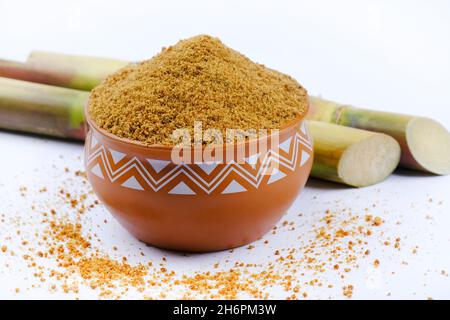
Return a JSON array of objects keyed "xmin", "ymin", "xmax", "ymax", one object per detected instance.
[{"xmin": 88, "ymin": 35, "xmax": 308, "ymax": 145}]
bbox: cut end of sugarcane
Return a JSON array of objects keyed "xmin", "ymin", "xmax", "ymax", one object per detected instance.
[
  {"xmin": 338, "ymin": 134, "xmax": 401, "ymax": 187},
  {"xmin": 406, "ymin": 117, "xmax": 450, "ymax": 175}
]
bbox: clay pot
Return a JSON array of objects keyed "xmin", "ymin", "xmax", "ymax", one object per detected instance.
[{"xmin": 84, "ymin": 107, "xmax": 313, "ymax": 252}]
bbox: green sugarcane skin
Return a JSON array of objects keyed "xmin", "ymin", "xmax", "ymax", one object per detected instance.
[
  {"xmin": 0, "ymin": 77, "xmax": 89, "ymax": 140},
  {"xmin": 311, "ymin": 161, "xmax": 343, "ymax": 185},
  {"xmin": 0, "ymin": 59, "xmax": 74, "ymax": 88},
  {"xmin": 309, "ymin": 122, "xmax": 345, "ymax": 181},
  {"xmin": 27, "ymin": 51, "xmax": 129, "ymax": 91}
]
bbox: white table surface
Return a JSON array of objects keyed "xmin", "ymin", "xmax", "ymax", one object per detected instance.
[{"xmin": 0, "ymin": 0, "xmax": 449, "ymax": 300}]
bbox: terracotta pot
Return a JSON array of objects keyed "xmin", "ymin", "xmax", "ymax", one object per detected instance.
[{"xmin": 84, "ymin": 106, "xmax": 313, "ymax": 252}]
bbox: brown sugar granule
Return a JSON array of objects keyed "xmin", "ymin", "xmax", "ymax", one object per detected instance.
[
  {"xmin": 43, "ymin": 221, "xmax": 147, "ymax": 296},
  {"xmin": 89, "ymin": 34, "xmax": 308, "ymax": 145},
  {"xmin": 373, "ymin": 217, "xmax": 383, "ymax": 226},
  {"xmin": 374, "ymin": 259, "xmax": 380, "ymax": 268},
  {"xmin": 343, "ymin": 285, "xmax": 354, "ymax": 298}
]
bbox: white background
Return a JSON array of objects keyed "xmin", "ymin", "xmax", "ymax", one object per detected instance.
[{"xmin": 0, "ymin": 0, "xmax": 449, "ymax": 299}]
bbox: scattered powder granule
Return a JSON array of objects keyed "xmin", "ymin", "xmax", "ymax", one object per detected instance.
[
  {"xmin": 89, "ymin": 34, "xmax": 308, "ymax": 145},
  {"xmin": 38, "ymin": 220, "xmax": 148, "ymax": 297},
  {"xmin": 372, "ymin": 217, "xmax": 383, "ymax": 226},
  {"xmin": 394, "ymin": 237, "xmax": 401, "ymax": 249},
  {"xmin": 343, "ymin": 285, "xmax": 354, "ymax": 298}
]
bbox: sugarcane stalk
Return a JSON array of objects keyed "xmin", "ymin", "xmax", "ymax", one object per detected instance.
[
  {"xmin": 308, "ymin": 121, "xmax": 401, "ymax": 187},
  {"xmin": 0, "ymin": 77, "xmax": 89, "ymax": 140},
  {"xmin": 308, "ymin": 97, "xmax": 450, "ymax": 175},
  {"xmin": 23, "ymin": 51, "xmax": 129, "ymax": 90}
]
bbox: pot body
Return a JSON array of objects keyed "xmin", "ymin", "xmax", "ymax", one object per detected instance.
[{"xmin": 84, "ymin": 120, "xmax": 313, "ymax": 252}]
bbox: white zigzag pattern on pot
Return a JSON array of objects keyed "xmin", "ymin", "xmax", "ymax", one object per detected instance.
[{"xmin": 86, "ymin": 129, "xmax": 312, "ymax": 195}]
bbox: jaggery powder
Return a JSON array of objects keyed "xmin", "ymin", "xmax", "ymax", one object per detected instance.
[{"xmin": 89, "ymin": 35, "xmax": 308, "ymax": 145}]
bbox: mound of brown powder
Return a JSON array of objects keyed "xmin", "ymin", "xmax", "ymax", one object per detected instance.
[{"xmin": 88, "ymin": 35, "xmax": 308, "ymax": 145}]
